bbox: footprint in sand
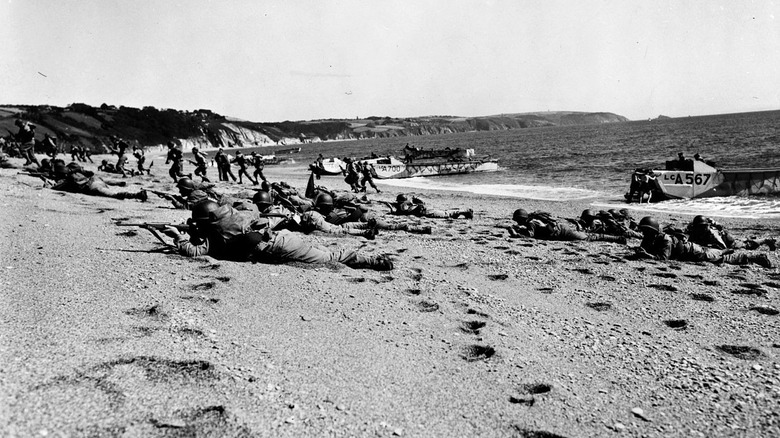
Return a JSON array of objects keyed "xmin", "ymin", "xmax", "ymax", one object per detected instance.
[
  {"xmin": 409, "ymin": 268, "xmax": 423, "ymax": 281},
  {"xmin": 125, "ymin": 304, "xmax": 169, "ymax": 322},
  {"xmin": 28, "ymin": 355, "xmax": 221, "ymax": 413},
  {"xmin": 537, "ymin": 287, "xmax": 554, "ymax": 294},
  {"xmin": 654, "ymin": 272, "xmax": 678, "ymax": 279},
  {"xmin": 749, "ymin": 306, "xmax": 779, "ymax": 316},
  {"xmin": 648, "ymin": 284, "xmax": 678, "ymax": 292},
  {"xmin": 716, "ymin": 345, "xmax": 764, "ymax": 360},
  {"xmin": 416, "ymin": 300, "xmax": 439, "ymax": 312},
  {"xmin": 511, "ymin": 430, "xmax": 569, "ymax": 438},
  {"xmin": 180, "ymin": 295, "xmax": 220, "ymax": 304},
  {"xmin": 586, "ymin": 302, "xmax": 612, "ymax": 311},
  {"xmin": 402, "ymin": 288, "xmax": 422, "ymax": 296},
  {"xmin": 192, "ymin": 282, "xmax": 217, "ymax": 291},
  {"xmin": 461, "ymin": 344, "xmax": 496, "ymax": 362},
  {"xmin": 573, "ymin": 268, "xmax": 594, "ymax": 275},
  {"xmin": 346, "ymin": 277, "xmax": 367, "ymax": 283},
  {"xmin": 663, "ymin": 319, "xmax": 688, "ymax": 330},
  {"xmin": 598, "ymin": 275, "xmax": 616, "ymax": 282},
  {"xmin": 116, "ymin": 230, "xmax": 139, "ymax": 237},
  {"xmin": 466, "ymin": 308, "xmax": 490, "ymax": 318},
  {"xmin": 488, "ymin": 274, "xmax": 509, "ymax": 281},
  {"xmin": 763, "ymin": 281, "xmax": 780, "ymax": 289},
  {"xmin": 691, "ymin": 293, "xmax": 715, "ymax": 302},
  {"xmin": 508, "ymin": 383, "xmax": 552, "ymax": 407},
  {"xmin": 149, "ymin": 405, "xmax": 252, "ymax": 436},
  {"xmin": 702, "ymin": 280, "xmax": 720, "ymax": 286},
  {"xmin": 732, "ymin": 288, "xmax": 768, "ymax": 297},
  {"xmin": 371, "ymin": 275, "xmax": 395, "ymax": 284},
  {"xmin": 460, "ymin": 320, "xmax": 487, "ymax": 335}
]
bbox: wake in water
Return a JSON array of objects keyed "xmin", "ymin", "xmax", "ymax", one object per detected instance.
[
  {"xmin": 594, "ymin": 197, "xmax": 780, "ymax": 220},
  {"xmin": 377, "ymin": 177, "xmax": 606, "ymax": 201}
]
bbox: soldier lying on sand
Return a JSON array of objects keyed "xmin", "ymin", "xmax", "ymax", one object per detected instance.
[
  {"xmin": 382, "ymin": 194, "xmax": 473, "ymax": 219},
  {"xmin": 29, "ymin": 160, "xmax": 148, "ymax": 201},
  {"xmin": 633, "ymin": 216, "xmax": 772, "ymax": 268},
  {"xmin": 506, "ymin": 209, "xmax": 625, "ymax": 243},
  {"xmin": 152, "ymin": 200, "xmax": 393, "ymax": 271},
  {"xmin": 685, "ymin": 215, "xmax": 775, "ymax": 251}
]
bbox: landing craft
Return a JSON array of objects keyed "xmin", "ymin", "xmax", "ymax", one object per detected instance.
[
  {"xmin": 348, "ymin": 146, "xmax": 498, "ymax": 179},
  {"xmin": 627, "ymin": 158, "xmax": 780, "ymax": 201}
]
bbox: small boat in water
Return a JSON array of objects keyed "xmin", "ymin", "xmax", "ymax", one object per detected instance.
[
  {"xmin": 316, "ymin": 157, "xmax": 347, "ymax": 175},
  {"xmin": 275, "ymin": 147, "xmax": 301, "ymax": 154},
  {"xmin": 360, "ymin": 147, "xmax": 498, "ymax": 179},
  {"xmin": 627, "ymin": 157, "xmax": 780, "ymax": 201}
]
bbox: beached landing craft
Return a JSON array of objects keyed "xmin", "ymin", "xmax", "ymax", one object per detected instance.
[
  {"xmin": 362, "ymin": 146, "xmax": 499, "ymax": 179},
  {"xmin": 627, "ymin": 157, "xmax": 780, "ymax": 201}
]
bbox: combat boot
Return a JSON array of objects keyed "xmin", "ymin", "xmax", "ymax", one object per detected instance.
[
  {"xmin": 407, "ymin": 225, "xmax": 432, "ymax": 234},
  {"xmin": 462, "ymin": 209, "xmax": 474, "ymax": 219},
  {"xmin": 750, "ymin": 253, "xmax": 774, "ymax": 268},
  {"xmin": 372, "ymin": 254, "xmax": 394, "ymax": 271}
]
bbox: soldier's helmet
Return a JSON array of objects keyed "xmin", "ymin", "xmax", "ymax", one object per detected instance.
[
  {"xmin": 14, "ymin": 119, "xmax": 23, "ymax": 126},
  {"xmin": 692, "ymin": 215, "xmax": 709, "ymax": 226},
  {"xmin": 167, "ymin": 141, "xmax": 175, "ymax": 148},
  {"xmin": 252, "ymin": 190, "xmax": 273, "ymax": 210},
  {"xmin": 638, "ymin": 216, "xmax": 660, "ymax": 233},
  {"xmin": 53, "ymin": 161, "xmax": 69, "ymax": 179},
  {"xmin": 396, "ymin": 194, "xmax": 408, "ymax": 203},
  {"xmin": 608, "ymin": 208, "xmax": 621, "ymax": 218},
  {"xmin": 177, "ymin": 177, "xmax": 195, "ymax": 191},
  {"xmin": 513, "ymin": 208, "xmax": 529, "ymax": 222},
  {"xmin": 192, "ymin": 147, "xmax": 199, "ymax": 153},
  {"xmin": 315, "ymin": 193, "xmax": 334, "ymax": 208},
  {"xmin": 581, "ymin": 209, "xmax": 597, "ymax": 220},
  {"xmin": 191, "ymin": 200, "xmax": 220, "ymax": 222}
]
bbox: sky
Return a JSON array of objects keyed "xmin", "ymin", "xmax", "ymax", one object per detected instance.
[{"xmin": 1, "ymin": 0, "xmax": 779, "ymax": 122}]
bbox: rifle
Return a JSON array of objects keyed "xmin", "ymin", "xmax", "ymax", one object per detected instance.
[
  {"xmin": 149, "ymin": 189, "xmax": 183, "ymax": 202},
  {"xmin": 115, "ymin": 221, "xmax": 191, "ymax": 247},
  {"xmin": 115, "ymin": 221, "xmax": 191, "ymax": 231},
  {"xmin": 18, "ymin": 171, "xmax": 53, "ymax": 186}
]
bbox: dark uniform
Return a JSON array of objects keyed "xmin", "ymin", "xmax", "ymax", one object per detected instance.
[
  {"xmin": 14, "ymin": 120, "xmax": 39, "ymax": 166},
  {"xmin": 386, "ymin": 195, "xmax": 472, "ymax": 219},
  {"xmin": 636, "ymin": 216, "xmax": 772, "ymax": 268},
  {"xmin": 173, "ymin": 204, "xmax": 392, "ymax": 270},
  {"xmin": 47, "ymin": 161, "xmax": 148, "ymax": 201},
  {"xmin": 232, "ymin": 151, "xmax": 257, "ymax": 185},
  {"xmin": 165, "ymin": 142, "xmax": 185, "ymax": 182}
]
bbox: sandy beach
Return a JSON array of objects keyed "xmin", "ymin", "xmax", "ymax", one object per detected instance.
[{"xmin": 1, "ymin": 153, "xmax": 778, "ymax": 437}]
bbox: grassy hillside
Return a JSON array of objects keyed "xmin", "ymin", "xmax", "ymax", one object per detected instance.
[{"xmin": 0, "ymin": 103, "xmax": 629, "ymax": 152}]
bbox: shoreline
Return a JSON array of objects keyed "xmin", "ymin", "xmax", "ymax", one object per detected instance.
[{"xmin": 1, "ymin": 153, "xmax": 778, "ymax": 437}]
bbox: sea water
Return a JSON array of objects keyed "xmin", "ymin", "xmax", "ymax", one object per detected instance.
[{"xmin": 242, "ymin": 110, "xmax": 780, "ymax": 219}]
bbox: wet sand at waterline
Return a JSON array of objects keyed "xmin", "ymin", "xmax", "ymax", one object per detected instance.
[{"xmin": 1, "ymin": 154, "xmax": 778, "ymax": 437}]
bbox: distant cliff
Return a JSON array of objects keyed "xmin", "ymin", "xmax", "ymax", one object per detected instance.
[{"xmin": 0, "ymin": 104, "xmax": 629, "ymax": 152}]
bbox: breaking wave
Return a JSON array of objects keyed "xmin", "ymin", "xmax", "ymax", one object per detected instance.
[
  {"xmin": 594, "ymin": 196, "xmax": 780, "ymax": 220},
  {"xmin": 377, "ymin": 177, "xmax": 605, "ymax": 201}
]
